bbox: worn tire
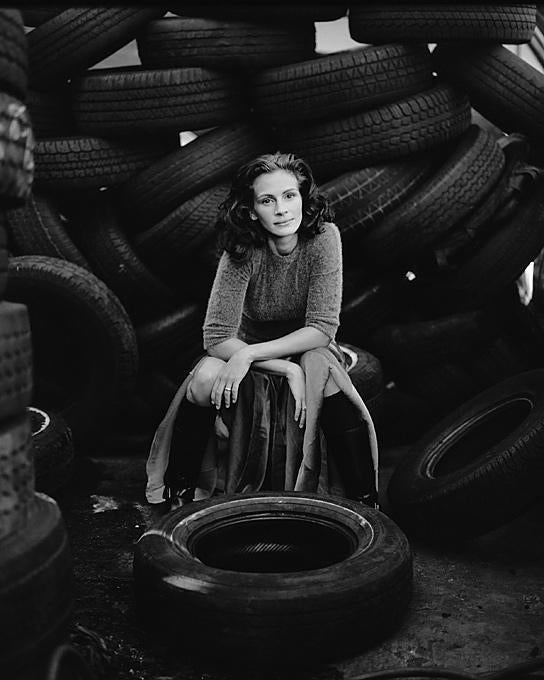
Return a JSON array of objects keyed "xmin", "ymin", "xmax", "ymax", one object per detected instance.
[
  {"xmin": 420, "ymin": 174, "xmax": 544, "ymax": 311},
  {"xmin": 29, "ymin": 407, "xmax": 74, "ymax": 496},
  {"xmin": 433, "ymin": 43, "xmax": 544, "ymax": 148},
  {"xmin": 68, "ymin": 193, "xmax": 176, "ymax": 323},
  {"xmin": 282, "ymin": 84, "xmax": 471, "ymax": 180},
  {"xmin": 5, "ymin": 192, "xmax": 90, "ymax": 268},
  {"xmin": 34, "ymin": 135, "xmax": 176, "ymax": 191},
  {"xmin": 361, "ymin": 125, "xmax": 505, "ymax": 271},
  {"xmin": 6, "ymin": 256, "xmax": 138, "ymax": 441},
  {"xmin": 137, "ymin": 16, "xmax": 316, "ymax": 71},
  {"xmin": 0, "ymin": 414, "xmax": 33, "ymax": 541},
  {"xmin": 0, "ymin": 494, "xmax": 73, "ymax": 674},
  {"xmin": 0, "ymin": 93, "xmax": 34, "ymax": 207},
  {"xmin": 0, "ymin": 9, "xmax": 28, "ymax": 101},
  {"xmin": 253, "ymin": 43, "xmax": 433, "ymax": 123},
  {"xmin": 349, "ymin": 5, "xmax": 536, "ymax": 44},
  {"xmin": 133, "ymin": 182, "xmax": 229, "ymax": 286},
  {"xmin": 0, "ymin": 301, "xmax": 33, "ymax": 422},
  {"xmin": 134, "ymin": 492, "xmax": 412, "ymax": 663},
  {"xmin": 116, "ymin": 123, "xmax": 265, "ymax": 232},
  {"xmin": 388, "ymin": 370, "xmax": 544, "ymax": 540},
  {"xmin": 321, "ymin": 153, "xmax": 436, "ymax": 242},
  {"xmin": 27, "ymin": 7, "xmax": 166, "ymax": 89},
  {"xmin": 169, "ymin": 3, "xmax": 346, "ymax": 22},
  {"xmin": 26, "ymin": 88, "xmax": 75, "ymax": 139},
  {"xmin": 72, "ymin": 67, "xmax": 247, "ymax": 136}
]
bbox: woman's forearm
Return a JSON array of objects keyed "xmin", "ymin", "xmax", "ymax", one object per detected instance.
[
  {"xmin": 246, "ymin": 326, "xmax": 329, "ymax": 361},
  {"xmin": 207, "ymin": 326, "xmax": 329, "ymax": 364}
]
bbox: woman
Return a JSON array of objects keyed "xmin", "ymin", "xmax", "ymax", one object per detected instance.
[{"xmin": 146, "ymin": 152, "xmax": 378, "ymax": 508}]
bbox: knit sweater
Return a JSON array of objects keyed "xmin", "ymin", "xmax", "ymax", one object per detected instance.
[{"xmin": 203, "ymin": 222, "xmax": 343, "ymax": 349}]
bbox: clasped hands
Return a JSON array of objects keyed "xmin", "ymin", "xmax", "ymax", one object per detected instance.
[{"xmin": 210, "ymin": 348, "xmax": 307, "ymax": 428}]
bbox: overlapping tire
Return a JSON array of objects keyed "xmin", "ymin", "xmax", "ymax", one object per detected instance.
[
  {"xmin": 9, "ymin": 2, "xmax": 544, "ymax": 539},
  {"xmin": 6, "ymin": 255, "xmax": 139, "ymax": 442},
  {"xmin": 388, "ymin": 370, "xmax": 544, "ymax": 540}
]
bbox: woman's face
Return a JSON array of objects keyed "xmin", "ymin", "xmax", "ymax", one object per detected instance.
[{"xmin": 251, "ymin": 170, "xmax": 303, "ymax": 240}]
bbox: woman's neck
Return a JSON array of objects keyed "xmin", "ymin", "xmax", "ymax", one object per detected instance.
[{"xmin": 268, "ymin": 233, "xmax": 298, "ymax": 256}]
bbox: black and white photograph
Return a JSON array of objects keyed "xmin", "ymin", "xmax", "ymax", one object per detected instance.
[{"xmin": 1, "ymin": 3, "xmax": 544, "ymax": 679}]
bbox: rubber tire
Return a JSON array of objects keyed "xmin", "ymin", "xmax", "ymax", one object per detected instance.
[
  {"xmin": 21, "ymin": 7, "xmax": 67, "ymax": 27},
  {"xmin": 27, "ymin": 7, "xmax": 167, "ymax": 89},
  {"xmin": 33, "ymin": 135, "xmax": 177, "ymax": 191},
  {"xmin": 72, "ymin": 66, "xmax": 247, "ymax": 136},
  {"xmin": 45, "ymin": 644, "xmax": 94, "ymax": 680},
  {"xmin": 433, "ymin": 43, "xmax": 544, "ymax": 149},
  {"xmin": 6, "ymin": 255, "xmax": 138, "ymax": 441},
  {"xmin": 360, "ymin": 125, "xmax": 505, "ymax": 271},
  {"xmin": 68, "ymin": 193, "xmax": 177, "ymax": 323},
  {"xmin": 282, "ymin": 84, "xmax": 471, "ymax": 181},
  {"xmin": 0, "ymin": 301, "xmax": 33, "ymax": 422},
  {"xmin": 321, "ymin": 152, "xmax": 436, "ymax": 243},
  {"xmin": 26, "ymin": 88, "xmax": 75, "ymax": 139},
  {"xmin": 134, "ymin": 492, "xmax": 412, "ymax": 663},
  {"xmin": 348, "ymin": 5, "xmax": 536, "ymax": 44},
  {"xmin": 428, "ymin": 132, "xmax": 531, "ymax": 270},
  {"xmin": 0, "ymin": 9, "xmax": 28, "ymax": 101},
  {"xmin": 0, "ymin": 93, "xmax": 34, "ymax": 208},
  {"xmin": 418, "ymin": 174, "xmax": 544, "ymax": 312},
  {"xmin": 0, "ymin": 494, "xmax": 73, "ymax": 674},
  {"xmin": 0, "ymin": 221, "xmax": 7, "ymax": 298},
  {"xmin": 252, "ymin": 44, "xmax": 433, "ymax": 123},
  {"xmin": 137, "ymin": 16, "xmax": 316, "ymax": 72},
  {"xmin": 136, "ymin": 302, "xmax": 205, "ymax": 368},
  {"xmin": 339, "ymin": 277, "xmax": 404, "ymax": 344},
  {"xmin": 0, "ymin": 414, "xmax": 33, "ymax": 541},
  {"xmin": 5, "ymin": 192, "xmax": 91, "ymax": 269},
  {"xmin": 366, "ymin": 306, "xmax": 507, "ymax": 375},
  {"xmin": 133, "ymin": 182, "xmax": 230, "ymax": 287},
  {"xmin": 29, "ymin": 407, "xmax": 74, "ymax": 497},
  {"xmin": 169, "ymin": 4, "xmax": 347, "ymax": 23},
  {"xmin": 388, "ymin": 369, "xmax": 544, "ymax": 540},
  {"xmin": 116, "ymin": 123, "xmax": 265, "ymax": 232}
]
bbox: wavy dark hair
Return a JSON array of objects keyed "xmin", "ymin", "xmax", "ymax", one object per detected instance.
[{"xmin": 216, "ymin": 151, "xmax": 333, "ymax": 261}]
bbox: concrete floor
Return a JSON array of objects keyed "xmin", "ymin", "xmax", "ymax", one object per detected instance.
[{"xmin": 56, "ymin": 447, "xmax": 544, "ymax": 680}]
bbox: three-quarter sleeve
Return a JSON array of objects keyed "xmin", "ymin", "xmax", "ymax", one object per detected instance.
[
  {"xmin": 203, "ymin": 251, "xmax": 252, "ymax": 350},
  {"xmin": 305, "ymin": 223, "xmax": 343, "ymax": 341}
]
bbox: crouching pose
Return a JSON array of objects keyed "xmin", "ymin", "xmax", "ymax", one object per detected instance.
[{"xmin": 146, "ymin": 152, "xmax": 379, "ymax": 507}]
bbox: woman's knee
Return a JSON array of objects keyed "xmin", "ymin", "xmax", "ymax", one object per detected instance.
[{"xmin": 187, "ymin": 357, "xmax": 225, "ymax": 406}]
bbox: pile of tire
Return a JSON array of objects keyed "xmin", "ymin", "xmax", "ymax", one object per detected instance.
[
  {"xmin": 3, "ymin": 5, "xmax": 544, "ymax": 456},
  {"xmin": 0, "ymin": 9, "xmax": 75, "ymax": 677}
]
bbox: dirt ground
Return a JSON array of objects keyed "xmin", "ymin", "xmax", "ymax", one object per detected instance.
[{"xmin": 52, "ymin": 446, "xmax": 544, "ymax": 680}]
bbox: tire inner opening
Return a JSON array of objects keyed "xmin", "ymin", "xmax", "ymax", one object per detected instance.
[
  {"xmin": 433, "ymin": 397, "xmax": 532, "ymax": 477},
  {"xmin": 189, "ymin": 513, "xmax": 358, "ymax": 573}
]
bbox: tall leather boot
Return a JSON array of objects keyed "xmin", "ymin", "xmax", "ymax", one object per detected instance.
[
  {"xmin": 164, "ymin": 398, "xmax": 216, "ymax": 505},
  {"xmin": 320, "ymin": 391, "xmax": 378, "ymax": 507}
]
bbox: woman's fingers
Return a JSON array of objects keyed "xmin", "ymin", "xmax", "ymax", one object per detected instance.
[
  {"xmin": 211, "ymin": 375, "xmax": 238, "ymax": 409},
  {"xmin": 299, "ymin": 404, "xmax": 306, "ymax": 429}
]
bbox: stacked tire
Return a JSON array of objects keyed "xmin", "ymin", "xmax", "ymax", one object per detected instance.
[
  {"xmin": 332, "ymin": 4, "xmax": 544, "ymax": 444},
  {"xmin": 4, "ymin": 6, "xmax": 386, "ymax": 452},
  {"xmin": 6, "ymin": 6, "xmax": 544, "ymax": 465},
  {"xmin": 0, "ymin": 9, "xmax": 75, "ymax": 678}
]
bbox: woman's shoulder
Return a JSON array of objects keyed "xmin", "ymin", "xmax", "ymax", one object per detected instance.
[
  {"xmin": 218, "ymin": 247, "xmax": 261, "ymax": 273},
  {"xmin": 308, "ymin": 222, "xmax": 342, "ymax": 252}
]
